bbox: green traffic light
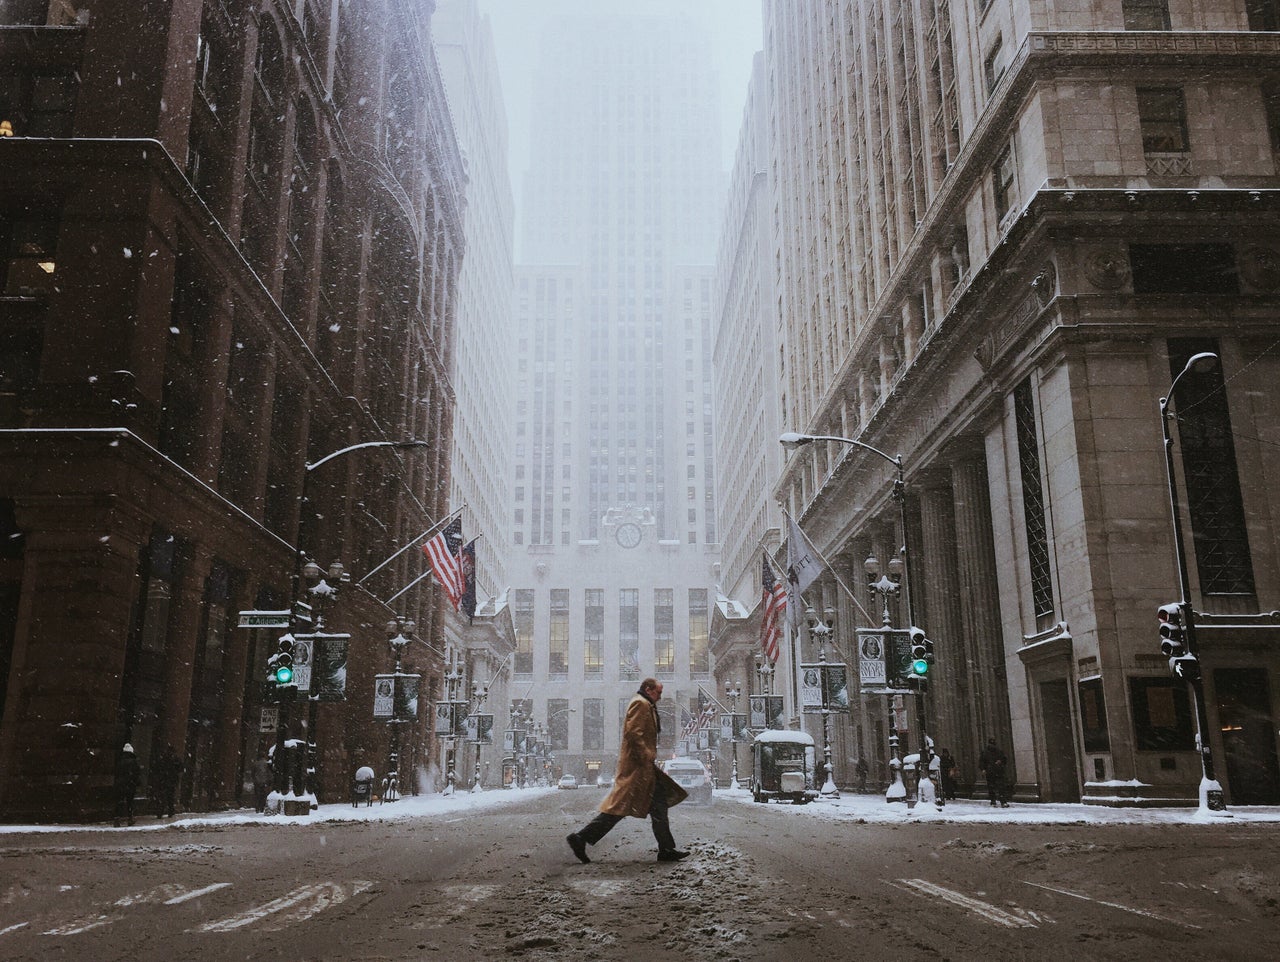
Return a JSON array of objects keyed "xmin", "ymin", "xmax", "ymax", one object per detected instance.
[
  {"xmin": 274, "ymin": 665, "xmax": 294, "ymax": 684},
  {"xmin": 911, "ymin": 658, "xmax": 929, "ymax": 675}
]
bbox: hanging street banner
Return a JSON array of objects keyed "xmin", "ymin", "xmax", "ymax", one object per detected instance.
[
  {"xmin": 718, "ymin": 713, "xmax": 747, "ymax": 741},
  {"xmin": 288, "ymin": 635, "xmax": 314, "ymax": 693},
  {"xmin": 749, "ymin": 695, "xmax": 786, "ymax": 730},
  {"xmin": 465, "ymin": 712, "xmax": 495, "ymax": 744},
  {"xmin": 858, "ymin": 628, "xmax": 913, "ymax": 692},
  {"xmin": 801, "ymin": 663, "xmax": 851, "ymax": 713},
  {"xmin": 310, "ymin": 633, "xmax": 350, "ymax": 702},
  {"xmin": 375, "ymin": 674, "xmax": 420, "ymax": 720}
]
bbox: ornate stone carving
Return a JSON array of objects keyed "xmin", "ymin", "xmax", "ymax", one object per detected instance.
[
  {"xmin": 1031, "ymin": 261, "xmax": 1057, "ymax": 307},
  {"xmin": 1082, "ymin": 246, "xmax": 1130, "ymax": 291}
]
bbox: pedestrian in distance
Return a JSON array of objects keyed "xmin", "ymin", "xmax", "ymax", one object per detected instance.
[
  {"xmin": 567, "ymin": 678, "xmax": 689, "ymax": 864},
  {"xmin": 113, "ymin": 743, "xmax": 141, "ymax": 827},
  {"xmin": 251, "ymin": 754, "xmax": 273, "ymax": 814},
  {"xmin": 153, "ymin": 743, "xmax": 183, "ymax": 819},
  {"xmin": 855, "ymin": 757, "xmax": 869, "ymax": 793},
  {"xmin": 978, "ymin": 737, "xmax": 1010, "ymax": 808},
  {"xmin": 939, "ymin": 748, "xmax": 959, "ymax": 801}
]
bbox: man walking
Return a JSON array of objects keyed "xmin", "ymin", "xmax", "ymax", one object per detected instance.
[
  {"xmin": 567, "ymin": 678, "xmax": 688, "ymax": 863},
  {"xmin": 978, "ymin": 737, "xmax": 1010, "ymax": 808},
  {"xmin": 113, "ymin": 743, "xmax": 141, "ymax": 827}
]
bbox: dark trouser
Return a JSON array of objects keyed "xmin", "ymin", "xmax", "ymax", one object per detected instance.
[
  {"xmin": 115, "ymin": 793, "xmax": 135, "ymax": 825},
  {"xmin": 253, "ymin": 784, "xmax": 269, "ymax": 813},
  {"xmin": 578, "ymin": 778, "xmax": 675, "ymax": 852}
]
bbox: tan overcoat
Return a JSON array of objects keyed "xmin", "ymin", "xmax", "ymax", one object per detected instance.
[{"xmin": 599, "ymin": 693, "xmax": 687, "ymax": 818}]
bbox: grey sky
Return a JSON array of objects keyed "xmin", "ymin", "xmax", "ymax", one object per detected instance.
[{"xmin": 476, "ymin": 0, "xmax": 763, "ymax": 220}]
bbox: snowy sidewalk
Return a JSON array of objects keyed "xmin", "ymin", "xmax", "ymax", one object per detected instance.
[
  {"xmin": 715, "ymin": 787, "xmax": 1280, "ymax": 825},
  {"xmin": 0, "ymin": 787, "xmax": 557, "ymax": 835}
]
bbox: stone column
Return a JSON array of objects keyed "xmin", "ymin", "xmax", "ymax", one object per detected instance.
[
  {"xmin": 159, "ymin": 545, "xmax": 215, "ymax": 767},
  {"xmin": 212, "ymin": 573, "xmax": 257, "ymax": 810},
  {"xmin": 951, "ymin": 452, "xmax": 1013, "ymax": 772},
  {"xmin": 917, "ymin": 483, "xmax": 973, "ymax": 763}
]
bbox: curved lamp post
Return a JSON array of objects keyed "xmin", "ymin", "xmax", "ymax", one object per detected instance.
[
  {"xmin": 280, "ymin": 439, "xmax": 427, "ymax": 810},
  {"xmin": 780, "ymin": 431, "xmax": 932, "ymax": 802},
  {"xmin": 1159, "ymin": 351, "xmax": 1227, "ymax": 814},
  {"xmin": 725, "ymin": 682, "xmax": 741, "ymax": 790}
]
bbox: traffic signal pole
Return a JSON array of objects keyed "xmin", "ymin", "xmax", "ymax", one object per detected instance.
[{"xmin": 1159, "ymin": 353, "xmax": 1226, "ymax": 813}]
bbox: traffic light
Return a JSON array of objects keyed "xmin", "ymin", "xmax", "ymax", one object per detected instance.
[
  {"xmin": 1157, "ymin": 603, "xmax": 1186, "ymax": 658},
  {"xmin": 1170, "ymin": 654, "xmax": 1200, "ymax": 684},
  {"xmin": 269, "ymin": 638, "xmax": 295, "ymax": 686},
  {"xmin": 908, "ymin": 626, "xmax": 933, "ymax": 678}
]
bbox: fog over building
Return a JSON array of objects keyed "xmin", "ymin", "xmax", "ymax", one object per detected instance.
[{"xmin": 504, "ymin": 12, "xmax": 725, "ymax": 779}]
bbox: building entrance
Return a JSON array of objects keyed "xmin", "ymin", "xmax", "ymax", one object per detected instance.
[{"xmin": 1215, "ymin": 668, "xmax": 1280, "ymax": 805}]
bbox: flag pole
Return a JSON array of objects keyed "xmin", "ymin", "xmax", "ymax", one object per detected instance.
[{"xmin": 357, "ymin": 505, "xmax": 464, "ymax": 586}]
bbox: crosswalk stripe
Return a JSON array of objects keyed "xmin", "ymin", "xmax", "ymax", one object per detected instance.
[
  {"xmin": 194, "ymin": 881, "xmax": 373, "ymax": 933},
  {"xmin": 164, "ymin": 883, "xmax": 232, "ymax": 905},
  {"xmin": 44, "ymin": 884, "xmax": 196, "ymax": 935},
  {"xmin": 895, "ymin": 879, "xmax": 1037, "ymax": 929},
  {"xmin": 1022, "ymin": 881, "xmax": 1201, "ymax": 929},
  {"xmin": 1, "ymin": 922, "xmax": 29, "ymax": 937}
]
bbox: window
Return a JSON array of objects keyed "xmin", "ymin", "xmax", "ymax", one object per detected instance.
[
  {"xmin": 688, "ymin": 589, "xmax": 709, "ymax": 674},
  {"xmin": 654, "ymin": 588, "xmax": 674, "ymax": 673},
  {"xmin": 1, "ymin": 208, "xmax": 58, "ymax": 298},
  {"xmin": 548, "ymin": 698, "xmax": 569, "ymax": 751},
  {"xmin": 1014, "ymin": 379, "xmax": 1054, "ymax": 626},
  {"xmin": 993, "ymin": 143, "xmax": 1016, "ymax": 221},
  {"xmin": 1130, "ymin": 677, "xmax": 1194, "ymax": 751},
  {"xmin": 549, "ymin": 589, "xmax": 569, "ymax": 675},
  {"xmin": 583, "ymin": 698, "xmax": 604, "ymax": 751},
  {"xmin": 584, "ymin": 589, "xmax": 603, "ymax": 675},
  {"xmin": 0, "ymin": 72, "xmax": 77, "ymax": 137},
  {"xmin": 513, "ymin": 589, "xmax": 534, "ymax": 674},
  {"xmin": 619, "ymin": 589, "xmax": 640, "ymax": 678},
  {"xmin": 983, "ymin": 36, "xmax": 1004, "ymax": 95},
  {"xmin": 1122, "ymin": 0, "xmax": 1170, "ymax": 29},
  {"xmin": 1137, "ymin": 87, "xmax": 1188, "ymax": 153}
]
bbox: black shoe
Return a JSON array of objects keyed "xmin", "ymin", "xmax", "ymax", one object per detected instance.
[
  {"xmin": 657, "ymin": 849, "xmax": 689, "ymax": 862},
  {"xmin": 1001, "ymin": 802, "xmax": 1010, "ymax": 808},
  {"xmin": 567, "ymin": 833, "xmax": 590, "ymax": 864}
]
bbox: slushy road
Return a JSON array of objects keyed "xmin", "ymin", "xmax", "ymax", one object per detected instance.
[{"xmin": 2, "ymin": 788, "xmax": 1277, "ymax": 961}]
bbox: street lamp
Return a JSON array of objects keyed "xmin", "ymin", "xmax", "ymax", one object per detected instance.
[
  {"xmin": 1159, "ymin": 351, "xmax": 1227, "ymax": 814},
  {"xmin": 781, "ymin": 430, "xmax": 930, "ymax": 801},
  {"xmin": 725, "ymin": 682, "xmax": 741, "ymax": 790},
  {"xmin": 865, "ymin": 553, "xmax": 908, "ymax": 805},
  {"xmin": 303, "ymin": 560, "xmax": 347, "ymax": 803},
  {"xmin": 384, "ymin": 615, "xmax": 416, "ymax": 802},
  {"xmin": 275, "ymin": 438, "xmax": 428, "ymax": 813},
  {"xmin": 442, "ymin": 652, "xmax": 464, "ymax": 795},
  {"xmin": 806, "ymin": 604, "xmax": 841, "ymax": 797},
  {"xmin": 471, "ymin": 681, "xmax": 488, "ymax": 793},
  {"xmin": 755, "ymin": 656, "xmax": 775, "ymax": 696}
]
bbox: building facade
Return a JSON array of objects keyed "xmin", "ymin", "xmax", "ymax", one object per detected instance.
[
  {"xmin": 708, "ymin": 52, "xmax": 795, "ymax": 786},
  {"xmin": 764, "ymin": 0, "xmax": 1280, "ymax": 805},
  {"xmin": 0, "ymin": 0, "xmax": 465, "ymax": 820},
  {"xmin": 434, "ymin": 0, "xmax": 518, "ymax": 787},
  {"xmin": 503, "ymin": 11, "xmax": 724, "ymax": 782}
]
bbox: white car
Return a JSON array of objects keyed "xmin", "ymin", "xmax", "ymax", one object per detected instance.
[
  {"xmin": 557, "ymin": 774, "xmax": 579, "ymax": 790},
  {"xmin": 661, "ymin": 757, "xmax": 714, "ymax": 804}
]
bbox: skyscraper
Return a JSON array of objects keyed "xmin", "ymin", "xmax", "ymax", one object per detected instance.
[{"xmin": 504, "ymin": 10, "xmax": 724, "ymax": 779}]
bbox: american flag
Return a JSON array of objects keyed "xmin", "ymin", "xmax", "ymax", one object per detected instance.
[
  {"xmin": 760, "ymin": 553, "xmax": 786, "ymax": 663},
  {"xmin": 422, "ymin": 517, "xmax": 464, "ymax": 610}
]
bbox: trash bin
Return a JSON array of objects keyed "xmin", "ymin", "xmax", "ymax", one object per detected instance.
[{"xmin": 352, "ymin": 766, "xmax": 375, "ymax": 807}]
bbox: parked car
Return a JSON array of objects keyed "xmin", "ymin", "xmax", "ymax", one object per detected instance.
[
  {"xmin": 661, "ymin": 757, "xmax": 714, "ymax": 804},
  {"xmin": 557, "ymin": 774, "xmax": 578, "ymax": 790}
]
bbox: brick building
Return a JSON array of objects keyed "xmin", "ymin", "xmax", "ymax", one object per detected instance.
[{"xmin": 0, "ymin": 0, "xmax": 465, "ymax": 820}]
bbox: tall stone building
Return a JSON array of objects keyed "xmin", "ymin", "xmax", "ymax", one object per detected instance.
[
  {"xmin": 764, "ymin": 0, "xmax": 1280, "ymax": 805},
  {"xmin": 503, "ymin": 10, "xmax": 724, "ymax": 782},
  {"xmin": 0, "ymin": 0, "xmax": 465, "ymax": 820},
  {"xmin": 434, "ymin": 0, "xmax": 517, "ymax": 788},
  {"xmin": 709, "ymin": 52, "xmax": 792, "ymax": 785}
]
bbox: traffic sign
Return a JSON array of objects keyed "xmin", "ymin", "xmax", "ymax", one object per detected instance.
[{"xmin": 238, "ymin": 610, "xmax": 291, "ymax": 629}]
